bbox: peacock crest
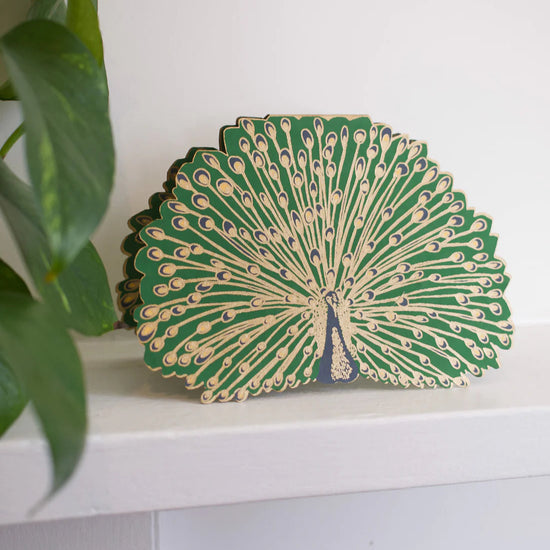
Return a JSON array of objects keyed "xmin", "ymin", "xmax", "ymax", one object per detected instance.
[{"xmin": 118, "ymin": 115, "xmax": 512, "ymax": 403}]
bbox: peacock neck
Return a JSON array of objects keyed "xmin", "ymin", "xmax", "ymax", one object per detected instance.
[{"xmin": 317, "ymin": 293, "xmax": 359, "ymax": 384}]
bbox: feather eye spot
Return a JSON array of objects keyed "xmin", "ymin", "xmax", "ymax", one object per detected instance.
[
  {"xmin": 153, "ymin": 284, "xmax": 169, "ymax": 297},
  {"xmin": 363, "ymin": 290, "xmax": 376, "ymax": 302},
  {"xmin": 193, "ymin": 168, "xmax": 211, "ymax": 186},
  {"xmin": 178, "ymin": 354, "xmax": 191, "ymax": 367},
  {"xmin": 436, "ymin": 175, "xmax": 452, "ymax": 193},
  {"xmin": 171, "ymin": 305, "xmax": 186, "ymax": 316},
  {"xmin": 472, "ymin": 218, "xmax": 488, "ymax": 232},
  {"xmin": 414, "ymin": 157, "xmax": 428, "ymax": 172},
  {"xmin": 292, "ymin": 172, "xmax": 304, "ymax": 188},
  {"xmin": 172, "ymin": 216, "xmax": 190, "ymax": 231},
  {"xmin": 158, "ymin": 262, "xmax": 176, "ymax": 277},
  {"xmin": 422, "ymin": 166, "xmax": 439, "ymax": 184},
  {"xmin": 255, "ymin": 134, "xmax": 268, "ymax": 152},
  {"xmin": 196, "ymin": 321, "xmax": 212, "ymax": 335},
  {"xmin": 314, "ymin": 117, "xmax": 324, "ymax": 135},
  {"xmin": 228, "ymin": 156, "xmax": 245, "ymax": 174},
  {"xmin": 221, "ymin": 310, "xmax": 236, "ymax": 322},
  {"xmin": 375, "ymin": 163, "xmax": 386, "ymax": 178},
  {"xmin": 254, "ymin": 230, "xmax": 269, "ymax": 244},
  {"xmin": 163, "ymin": 352, "xmax": 178, "ymax": 367},
  {"xmin": 123, "ymin": 279, "xmax": 139, "ymax": 292},
  {"xmin": 395, "ymin": 163, "xmax": 409, "ymax": 178},
  {"xmin": 263, "ymin": 315, "xmax": 275, "ymax": 326},
  {"xmin": 396, "ymin": 296, "xmax": 409, "ymax": 307},
  {"xmin": 239, "ymin": 137, "xmax": 250, "ymax": 153},
  {"xmin": 191, "ymin": 193, "xmax": 209, "ymax": 210},
  {"xmin": 176, "ymin": 172, "xmax": 192, "ymax": 189},
  {"xmin": 217, "ymin": 178, "xmax": 234, "ymax": 196},
  {"xmin": 379, "ymin": 126, "xmax": 391, "ymax": 149},
  {"xmin": 354, "ymin": 129, "xmax": 367, "ymax": 144},
  {"xmin": 137, "ymin": 323, "xmax": 157, "ymax": 343},
  {"xmin": 425, "ymin": 241, "xmax": 440, "ymax": 253},
  {"xmin": 145, "ymin": 227, "xmax": 165, "ymax": 240},
  {"xmin": 250, "ymin": 297, "xmax": 265, "ymax": 308},
  {"xmin": 187, "ymin": 292, "xmax": 202, "ymax": 305},
  {"xmin": 277, "ymin": 192, "xmax": 288, "ymax": 208},
  {"xmin": 140, "ymin": 305, "xmax": 159, "ymax": 320},
  {"xmin": 301, "ymin": 129, "xmax": 314, "ymax": 149},
  {"xmin": 174, "ymin": 246, "xmax": 190, "ymax": 259},
  {"xmin": 382, "ymin": 208, "xmax": 393, "ymax": 221},
  {"xmin": 450, "ymin": 251, "xmax": 465, "ymax": 263},
  {"xmin": 389, "ymin": 233, "xmax": 402, "ymax": 245},
  {"xmin": 326, "ymin": 131, "xmax": 337, "ymax": 146},
  {"xmin": 216, "ymin": 270, "xmax": 231, "ymax": 282},
  {"xmin": 150, "ymin": 337, "xmax": 165, "ymax": 352},
  {"xmin": 297, "ymin": 149, "xmax": 307, "ymax": 168},
  {"xmin": 280, "ymin": 117, "xmax": 291, "ymax": 132},
  {"xmin": 252, "ymin": 151, "xmax": 265, "ymax": 168},
  {"xmin": 265, "ymin": 121, "xmax": 277, "ymax": 139},
  {"xmin": 279, "ymin": 149, "xmax": 292, "ymax": 169},
  {"xmin": 199, "ymin": 216, "xmax": 215, "ymax": 231},
  {"xmin": 331, "ymin": 189, "xmax": 343, "ymax": 205},
  {"xmin": 167, "ymin": 201, "xmax": 188, "ymax": 213},
  {"xmin": 147, "ymin": 247, "xmax": 163, "ymax": 261},
  {"xmin": 309, "ymin": 248, "xmax": 321, "ymax": 266},
  {"xmin": 366, "ymin": 145, "xmax": 378, "ymax": 160},
  {"xmin": 412, "ymin": 208, "xmax": 429, "ymax": 223},
  {"xmin": 169, "ymin": 278, "xmax": 185, "ymax": 291},
  {"xmin": 241, "ymin": 118, "xmax": 255, "ymax": 136}
]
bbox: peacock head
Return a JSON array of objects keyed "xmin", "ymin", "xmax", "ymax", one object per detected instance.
[{"xmin": 324, "ymin": 290, "xmax": 339, "ymax": 309}]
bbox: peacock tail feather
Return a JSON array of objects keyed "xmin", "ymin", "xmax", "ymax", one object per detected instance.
[
  {"xmin": 120, "ymin": 115, "xmax": 512, "ymax": 403},
  {"xmin": 117, "ymin": 150, "xmax": 215, "ymax": 326}
]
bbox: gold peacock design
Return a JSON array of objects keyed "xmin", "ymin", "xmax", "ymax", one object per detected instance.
[{"xmin": 118, "ymin": 115, "xmax": 512, "ymax": 403}]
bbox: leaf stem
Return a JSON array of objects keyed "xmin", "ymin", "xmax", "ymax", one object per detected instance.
[{"xmin": 0, "ymin": 123, "xmax": 25, "ymax": 159}]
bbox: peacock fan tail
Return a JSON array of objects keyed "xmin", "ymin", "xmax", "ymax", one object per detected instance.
[{"xmin": 118, "ymin": 115, "xmax": 513, "ymax": 403}]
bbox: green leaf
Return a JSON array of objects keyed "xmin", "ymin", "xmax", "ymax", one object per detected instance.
[
  {"xmin": 27, "ymin": 0, "xmax": 67, "ymax": 23},
  {"xmin": 0, "ymin": 80, "xmax": 17, "ymax": 101},
  {"xmin": 0, "ymin": 20, "xmax": 115, "ymax": 270},
  {"xmin": 0, "ymin": 158, "xmax": 116, "ymax": 335},
  {"xmin": 0, "ymin": 354, "xmax": 27, "ymax": 437},
  {"xmin": 0, "ymin": 291, "xmax": 86, "ymax": 494},
  {"xmin": 0, "ymin": 260, "xmax": 29, "ymax": 436},
  {"xmin": 67, "ymin": 0, "xmax": 103, "ymax": 66},
  {"xmin": 0, "ymin": 257, "xmax": 30, "ymax": 295},
  {"xmin": 0, "ymin": 123, "xmax": 25, "ymax": 159}
]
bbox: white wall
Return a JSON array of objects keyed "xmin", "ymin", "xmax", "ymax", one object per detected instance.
[
  {"xmin": 97, "ymin": 0, "xmax": 549, "ymax": 324},
  {"xmin": 0, "ymin": 512, "xmax": 153, "ymax": 550},
  {"xmin": 3, "ymin": 477, "xmax": 550, "ymax": 550},
  {"xmin": 159, "ymin": 476, "xmax": 550, "ymax": 550},
  {"xmin": 1, "ymin": 0, "xmax": 548, "ymax": 321}
]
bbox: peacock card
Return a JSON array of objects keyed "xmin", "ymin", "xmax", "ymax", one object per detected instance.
[{"xmin": 117, "ymin": 115, "xmax": 512, "ymax": 403}]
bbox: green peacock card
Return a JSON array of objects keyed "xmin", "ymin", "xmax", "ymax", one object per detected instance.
[{"xmin": 117, "ymin": 115, "xmax": 512, "ymax": 403}]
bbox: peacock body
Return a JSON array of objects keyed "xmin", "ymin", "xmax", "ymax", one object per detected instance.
[{"xmin": 118, "ymin": 115, "xmax": 512, "ymax": 403}]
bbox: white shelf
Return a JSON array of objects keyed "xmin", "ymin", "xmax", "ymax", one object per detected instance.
[{"xmin": 1, "ymin": 323, "xmax": 548, "ymax": 525}]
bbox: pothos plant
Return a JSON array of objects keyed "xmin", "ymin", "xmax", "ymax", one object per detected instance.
[{"xmin": 0, "ymin": 0, "xmax": 115, "ymax": 501}]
